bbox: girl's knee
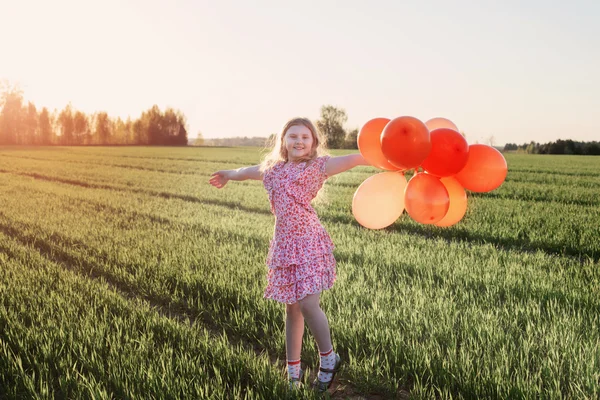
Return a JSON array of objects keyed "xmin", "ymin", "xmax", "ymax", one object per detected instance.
[
  {"xmin": 286, "ymin": 302, "xmax": 302, "ymax": 316},
  {"xmin": 298, "ymin": 300, "xmax": 320, "ymax": 317}
]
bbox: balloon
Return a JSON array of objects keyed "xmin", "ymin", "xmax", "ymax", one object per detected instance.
[
  {"xmin": 425, "ymin": 117, "xmax": 459, "ymax": 132},
  {"xmin": 435, "ymin": 177, "xmax": 468, "ymax": 227},
  {"xmin": 380, "ymin": 116, "xmax": 431, "ymax": 169},
  {"xmin": 421, "ymin": 128, "xmax": 469, "ymax": 177},
  {"xmin": 404, "ymin": 173, "xmax": 449, "ymax": 224},
  {"xmin": 454, "ymin": 144, "xmax": 507, "ymax": 192},
  {"xmin": 352, "ymin": 172, "xmax": 407, "ymax": 229},
  {"xmin": 357, "ymin": 118, "xmax": 401, "ymax": 171}
]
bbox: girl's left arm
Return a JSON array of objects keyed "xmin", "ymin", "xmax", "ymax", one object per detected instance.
[{"xmin": 324, "ymin": 154, "xmax": 370, "ymax": 177}]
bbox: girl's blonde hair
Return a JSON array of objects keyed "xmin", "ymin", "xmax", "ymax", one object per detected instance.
[{"xmin": 260, "ymin": 117, "xmax": 328, "ymax": 172}]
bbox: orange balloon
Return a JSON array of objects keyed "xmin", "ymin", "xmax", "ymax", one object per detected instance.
[
  {"xmin": 425, "ymin": 117, "xmax": 459, "ymax": 132},
  {"xmin": 421, "ymin": 128, "xmax": 469, "ymax": 177},
  {"xmin": 380, "ymin": 116, "xmax": 431, "ymax": 170},
  {"xmin": 435, "ymin": 177, "xmax": 467, "ymax": 227},
  {"xmin": 404, "ymin": 173, "xmax": 449, "ymax": 224},
  {"xmin": 454, "ymin": 144, "xmax": 507, "ymax": 192},
  {"xmin": 352, "ymin": 172, "xmax": 407, "ymax": 229},
  {"xmin": 357, "ymin": 118, "xmax": 400, "ymax": 170}
]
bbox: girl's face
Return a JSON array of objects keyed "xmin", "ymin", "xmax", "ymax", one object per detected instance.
[{"xmin": 284, "ymin": 124, "xmax": 314, "ymax": 161}]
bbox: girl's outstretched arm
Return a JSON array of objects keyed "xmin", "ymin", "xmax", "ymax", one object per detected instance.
[
  {"xmin": 209, "ymin": 165, "xmax": 262, "ymax": 189},
  {"xmin": 324, "ymin": 154, "xmax": 370, "ymax": 177}
]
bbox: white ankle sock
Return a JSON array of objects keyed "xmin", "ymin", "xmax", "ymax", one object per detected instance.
[
  {"xmin": 287, "ymin": 359, "xmax": 301, "ymax": 380},
  {"xmin": 317, "ymin": 348, "xmax": 336, "ymax": 382}
]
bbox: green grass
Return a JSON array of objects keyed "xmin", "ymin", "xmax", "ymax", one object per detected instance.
[{"xmin": 0, "ymin": 146, "xmax": 599, "ymax": 399}]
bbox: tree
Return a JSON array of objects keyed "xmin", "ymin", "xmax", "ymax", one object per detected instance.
[
  {"xmin": 316, "ymin": 105, "xmax": 347, "ymax": 149},
  {"xmin": 132, "ymin": 118, "xmax": 145, "ymax": 144},
  {"xmin": 175, "ymin": 110, "xmax": 188, "ymax": 145},
  {"xmin": 25, "ymin": 102, "xmax": 38, "ymax": 144},
  {"xmin": 124, "ymin": 117, "xmax": 134, "ymax": 144},
  {"xmin": 142, "ymin": 105, "xmax": 163, "ymax": 145},
  {"xmin": 58, "ymin": 104, "xmax": 74, "ymax": 145},
  {"xmin": 0, "ymin": 82, "xmax": 25, "ymax": 145},
  {"xmin": 503, "ymin": 143, "xmax": 518, "ymax": 151},
  {"xmin": 73, "ymin": 110, "xmax": 89, "ymax": 145},
  {"xmin": 193, "ymin": 131, "xmax": 205, "ymax": 146},
  {"xmin": 343, "ymin": 128, "xmax": 359, "ymax": 149},
  {"xmin": 112, "ymin": 117, "xmax": 128, "ymax": 145},
  {"xmin": 39, "ymin": 107, "xmax": 53, "ymax": 145},
  {"xmin": 95, "ymin": 112, "xmax": 111, "ymax": 144}
]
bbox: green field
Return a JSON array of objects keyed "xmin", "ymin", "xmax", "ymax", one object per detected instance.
[{"xmin": 0, "ymin": 146, "xmax": 599, "ymax": 399}]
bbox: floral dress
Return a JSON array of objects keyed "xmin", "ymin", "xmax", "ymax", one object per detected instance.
[{"xmin": 262, "ymin": 156, "xmax": 336, "ymax": 304}]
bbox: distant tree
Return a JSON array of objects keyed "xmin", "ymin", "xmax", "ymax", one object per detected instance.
[
  {"xmin": 73, "ymin": 110, "xmax": 89, "ymax": 145},
  {"xmin": 584, "ymin": 142, "xmax": 600, "ymax": 155},
  {"xmin": 526, "ymin": 141, "xmax": 536, "ymax": 154},
  {"xmin": 316, "ymin": 105, "xmax": 347, "ymax": 149},
  {"xmin": 112, "ymin": 117, "xmax": 128, "ymax": 145},
  {"xmin": 25, "ymin": 102, "xmax": 38, "ymax": 144},
  {"xmin": 194, "ymin": 131, "xmax": 205, "ymax": 146},
  {"xmin": 173, "ymin": 109, "xmax": 188, "ymax": 145},
  {"xmin": 0, "ymin": 82, "xmax": 24, "ymax": 145},
  {"xmin": 503, "ymin": 143, "xmax": 518, "ymax": 151},
  {"xmin": 58, "ymin": 104, "xmax": 74, "ymax": 145},
  {"xmin": 132, "ymin": 118, "xmax": 145, "ymax": 144},
  {"xmin": 343, "ymin": 128, "xmax": 359, "ymax": 149},
  {"xmin": 95, "ymin": 112, "xmax": 111, "ymax": 144},
  {"xmin": 39, "ymin": 107, "xmax": 53, "ymax": 145}
]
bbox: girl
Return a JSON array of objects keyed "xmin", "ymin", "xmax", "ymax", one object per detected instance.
[{"xmin": 209, "ymin": 117, "xmax": 368, "ymax": 392}]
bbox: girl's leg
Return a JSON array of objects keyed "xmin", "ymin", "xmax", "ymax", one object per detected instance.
[
  {"xmin": 298, "ymin": 293, "xmax": 338, "ymax": 383},
  {"xmin": 285, "ymin": 302, "xmax": 304, "ymax": 382},
  {"xmin": 285, "ymin": 302, "xmax": 305, "ymax": 360},
  {"xmin": 297, "ymin": 293, "xmax": 331, "ymax": 352}
]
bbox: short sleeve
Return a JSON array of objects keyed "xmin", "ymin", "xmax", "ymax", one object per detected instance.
[
  {"xmin": 314, "ymin": 155, "xmax": 330, "ymax": 185},
  {"xmin": 262, "ymin": 166, "xmax": 273, "ymax": 191},
  {"xmin": 262, "ymin": 161, "xmax": 283, "ymax": 193},
  {"xmin": 299, "ymin": 155, "xmax": 330, "ymax": 199}
]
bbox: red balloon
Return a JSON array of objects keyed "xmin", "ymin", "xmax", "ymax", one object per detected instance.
[
  {"xmin": 404, "ymin": 173, "xmax": 449, "ymax": 224},
  {"xmin": 435, "ymin": 177, "xmax": 467, "ymax": 227},
  {"xmin": 455, "ymin": 144, "xmax": 507, "ymax": 192},
  {"xmin": 380, "ymin": 116, "xmax": 431, "ymax": 170},
  {"xmin": 421, "ymin": 128, "xmax": 469, "ymax": 177},
  {"xmin": 357, "ymin": 118, "xmax": 401, "ymax": 171}
]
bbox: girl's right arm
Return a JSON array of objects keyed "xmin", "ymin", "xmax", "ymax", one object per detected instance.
[{"xmin": 209, "ymin": 165, "xmax": 262, "ymax": 189}]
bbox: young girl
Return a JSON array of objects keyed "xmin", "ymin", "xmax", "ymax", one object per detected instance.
[{"xmin": 209, "ymin": 117, "xmax": 368, "ymax": 391}]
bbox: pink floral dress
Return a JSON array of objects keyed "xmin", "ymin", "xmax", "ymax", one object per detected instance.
[{"xmin": 262, "ymin": 156, "xmax": 336, "ymax": 304}]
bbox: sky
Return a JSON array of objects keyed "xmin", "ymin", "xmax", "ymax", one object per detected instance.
[{"xmin": 1, "ymin": 0, "xmax": 599, "ymax": 145}]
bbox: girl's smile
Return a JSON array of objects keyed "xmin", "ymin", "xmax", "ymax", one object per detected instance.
[{"xmin": 285, "ymin": 125, "xmax": 314, "ymax": 161}]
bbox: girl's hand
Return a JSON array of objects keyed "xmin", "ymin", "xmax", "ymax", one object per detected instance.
[{"xmin": 209, "ymin": 170, "xmax": 232, "ymax": 188}]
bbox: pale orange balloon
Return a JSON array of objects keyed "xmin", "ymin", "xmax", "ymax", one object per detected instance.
[
  {"xmin": 404, "ymin": 173, "xmax": 449, "ymax": 224},
  {"xmin": 380, "ymin": 116, "xmax": 431, "ymax": 169},
  {"xmin": 357, "ymin": 118, "xmax": 400, "ymax": 170},
  {"xmin": 352, "ymin": 172, "xmax": 407, "ymax": 229},
  {"xmin": 455, "ymin": 144, "xmax": 508, "ymax": 192},
  {"xmin": 435, "ymin": 177, "xmax": 468, "ymax": 227},
  {"xmin": 425, "ymin": 117, "xmax": 459, "ymax": 132}
]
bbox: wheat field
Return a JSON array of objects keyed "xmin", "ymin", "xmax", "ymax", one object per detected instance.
[{"xmin": 0, "ymin": 146, "xmax": 599, "ymax": 399}]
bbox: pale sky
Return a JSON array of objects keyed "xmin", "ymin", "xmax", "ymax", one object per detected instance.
[{"xmin": 2, "ymin": 0, "xmax": 599, "ymax": 145}]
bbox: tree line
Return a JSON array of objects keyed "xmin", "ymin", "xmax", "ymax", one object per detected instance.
[
  {"xmin": 0, "ymin": 82, "xmax": 187, "ymax": 146},
  {"xmin": 503, "ymin": 140, "xmax": 600, "ymax": 155},
  {"xmin": 194, "ymin": 105, "xmax": 360, "ymax": 149}
]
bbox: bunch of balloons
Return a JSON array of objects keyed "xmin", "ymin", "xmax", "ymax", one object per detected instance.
[{"xmin": 352, "ymin": 116, "xmax": 507, "ymax": 229}]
